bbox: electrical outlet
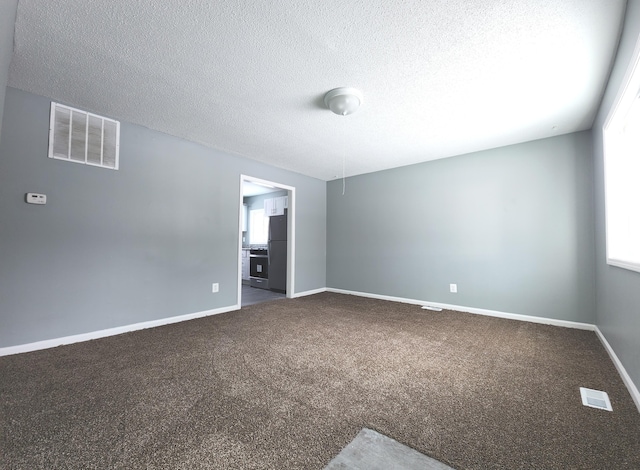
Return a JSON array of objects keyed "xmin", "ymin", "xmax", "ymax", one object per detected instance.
[
  {"xmin": 449, "ymin": 283, "xmax": 457, "ymax": 293},
  {"xmin": 212, "ymin": 283, "xmax": 219, "ymax": 293}
]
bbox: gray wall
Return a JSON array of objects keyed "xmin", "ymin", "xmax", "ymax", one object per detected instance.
[
  {"xmin": 0, "ymin": 87, "xmax": 326, "ymax": 348},
  {"xmin": 327, "ymin": 132, "xmax": 595, "ymax": 323},
  {"xmin": 592, "ymin": 0, "xmax": 640, "ymax": 390},
  {"xmin": 0, "ymin": 0, "xmax": 18, "ymax": 145}
]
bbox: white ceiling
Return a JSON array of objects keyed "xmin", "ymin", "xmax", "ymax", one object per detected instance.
[{"xmin": 7, "ymin": 0, "xmax": 627, "ymax": 181}]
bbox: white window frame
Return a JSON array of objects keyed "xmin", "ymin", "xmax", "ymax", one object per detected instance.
[{"xmin": 602, "ymin": 33, "xmax": 640, "ymax": 274}]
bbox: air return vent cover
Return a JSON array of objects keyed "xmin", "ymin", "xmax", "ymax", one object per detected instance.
[
  {"xmin": 48, "ymin": 102, "xmax": 120, "ymax": 170},
  {"xmin": 580, "ymin": 387, "xmax": 613, "ymax": 411}
]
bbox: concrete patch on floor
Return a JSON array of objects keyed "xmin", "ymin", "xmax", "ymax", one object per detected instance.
[{"xmin": 324, "ymin": 428, "xmax": 455, "ymax": 470}]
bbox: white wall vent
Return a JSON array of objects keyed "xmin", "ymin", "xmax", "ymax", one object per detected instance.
[
  {"xmin": 48, "ymin": 102, "xmax": 120, "ymax": 170},
  {"xmin": 580, "ymin": 387, "xmax": 613, "ymax": 411}
]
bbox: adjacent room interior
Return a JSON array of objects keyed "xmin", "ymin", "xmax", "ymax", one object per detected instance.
[{"xmin": 1, "ymin": 1, "xmax": 639, "ymax": 468}]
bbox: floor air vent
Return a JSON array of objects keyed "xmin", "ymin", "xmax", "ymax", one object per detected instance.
[
  {"xmin": 580, "ymin": 387, "xmax": 612, "ymax": 411},
  {"xmin": 421, "ymin": 305, "xmax": 442, "ymax": 311}
]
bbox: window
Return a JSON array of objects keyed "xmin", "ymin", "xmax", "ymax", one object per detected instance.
[
  {"xmin": 48, "ymin": 102, "xmax": 120, "ymax": 170},
  {"xmin": 603, "ymin": 39, "xmax": 640, "ymax": 273},
  {"xmin": 249, "ymin": 208, "xmax": 269, "ymax": 245}
]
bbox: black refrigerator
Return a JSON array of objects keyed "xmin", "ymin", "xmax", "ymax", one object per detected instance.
[{"xmin": 268, "ymin": 211, "xmax": 287, "ymax": 293}]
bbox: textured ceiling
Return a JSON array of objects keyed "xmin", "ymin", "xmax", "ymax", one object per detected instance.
[{"xmin": 8, "ymin": 0, "xmax": 627, "ymax": 180}]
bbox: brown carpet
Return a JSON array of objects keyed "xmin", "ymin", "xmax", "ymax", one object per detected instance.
[{"xmin": 1, "ymin": 292, "xmax": 639, "ymax": 469}]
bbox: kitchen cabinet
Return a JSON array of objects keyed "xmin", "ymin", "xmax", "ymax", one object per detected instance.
[{"xmin": 264, "ymin": 196, "xmax": 288, "ymax": 216}]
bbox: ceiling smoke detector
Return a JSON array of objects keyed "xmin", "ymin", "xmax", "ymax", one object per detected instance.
[{"xmin": 324, "ymin": 87, "xmax": 363, "ymax": 116}]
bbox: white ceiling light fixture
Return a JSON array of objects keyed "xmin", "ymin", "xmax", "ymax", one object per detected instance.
[
  {"xmin": 324, "ymin": 87, "xmax": 363, "ymax": 196},
  {"xmin": 324, "ymin": 87, "xmax": 363, "ymax": 116}
]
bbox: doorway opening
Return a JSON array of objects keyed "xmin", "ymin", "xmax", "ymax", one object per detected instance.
[{"xmin": 238, "ymin": 175, "xmax": 295, "ymax": 307}]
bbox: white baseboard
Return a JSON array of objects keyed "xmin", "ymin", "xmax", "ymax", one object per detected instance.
[
  {"xmin": 326, "ymin": 288, "xmax": 595, "ymax": 330},
  {"xmin": 4, "ymin": 288, "xmax": 639, "ymax": 415},
  {"xmin": 327, "ymin": 287, "xmax": 640, "ymax": 413},
  {"xmin": 291, "ymin": 287, "xmax": 327, "ymax": 298},
  {"xmin": 0, "ymin": 304, "xmax": 240, "ymax": 357},
  {"xmin": 1, "ymin": 287, "xmax": 329, "ymax": 356},
  {"xmin": 594, "ymin": 327, "xmax": 640, "ymax": 413}
]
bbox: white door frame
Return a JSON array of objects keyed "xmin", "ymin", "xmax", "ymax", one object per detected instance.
[{"xmin": 238, "ymin": 175, "xmax": 295, "ymax": 306}]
